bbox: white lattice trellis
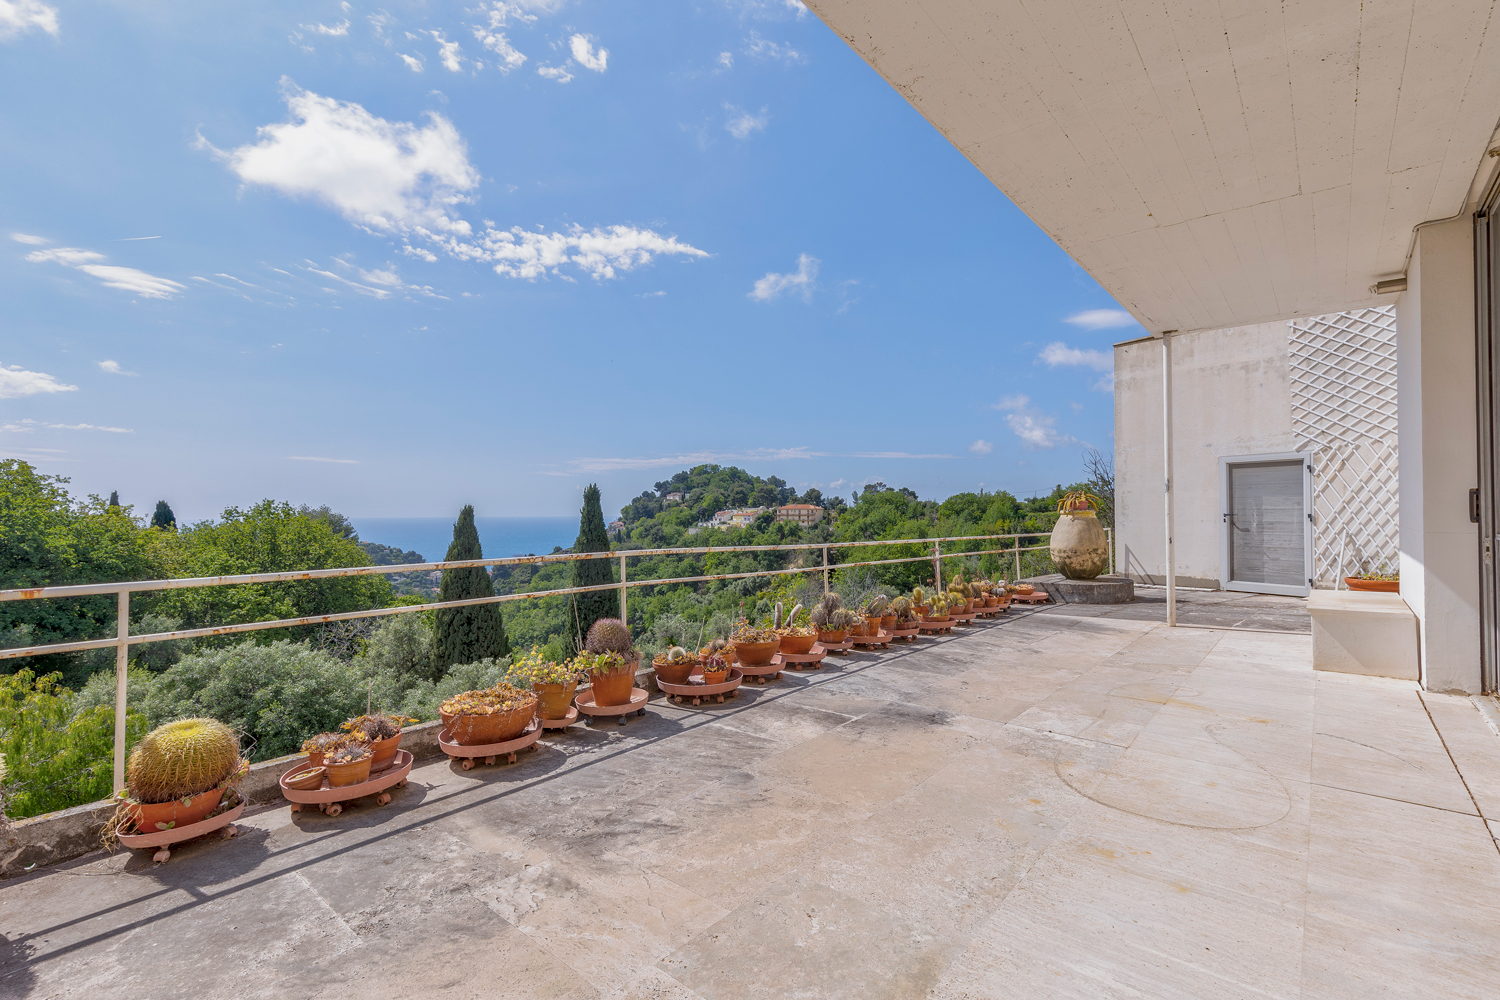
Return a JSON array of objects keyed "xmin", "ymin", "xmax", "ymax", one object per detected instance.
[{"xmin": 1288, "ymin": 306, "xmax": 1399, "ymax": 587}]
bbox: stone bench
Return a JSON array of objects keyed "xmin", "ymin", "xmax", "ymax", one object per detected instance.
[{"xmin": 1307, "ymin": 589, "xmax": 1419, "ymax": 680}]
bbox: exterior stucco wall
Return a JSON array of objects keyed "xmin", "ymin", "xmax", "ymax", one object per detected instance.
[
  {"xmin": 1115, "ymin": 324, "xmax": 1296, "ymax": 589},
  {"xmin": 1397, "ymin": 218, "xmax": 1481, "ymax": 694}
]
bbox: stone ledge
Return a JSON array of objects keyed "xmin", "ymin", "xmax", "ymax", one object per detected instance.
[
  {"xmin": 1025, "ymin": 573, "xmax": 1136, "ymax": 604},
  {"xmin": 1, "ymin": 671, "xmax": 662, "ymax": 879}
]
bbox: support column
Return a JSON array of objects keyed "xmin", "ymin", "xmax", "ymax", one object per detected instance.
[
  {"xmin": 1163, "ymin": 333, "xmax": 1177, "ymax": 627},
  {"xmin": 1398, "ymin": 217, "xmax": 1481, "ymax": 692}
]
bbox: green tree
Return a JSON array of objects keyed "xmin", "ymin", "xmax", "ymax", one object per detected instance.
[
  {"xmin": 431, "ymin": 506, "xmax": 508, "ymax": 676},
  {"xmin": 107, "ymin": 491, "xmax": 119, "ymax": 507},
  {"xmin": 570, "ymin": 484, "xmax": 618, "ymax": 647},
  {"xmin": 150, "ymin": 500, "xmax": 176, "ymax": 530}
]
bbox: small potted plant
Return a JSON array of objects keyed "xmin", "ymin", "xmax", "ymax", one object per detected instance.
[
  {"xmin": 324, "ymin": 741, "xmax": 375, "ymax": 788},
  {"xmin": 699, "ymin": 636, "xmax": 737, "ymax": 665},
  {"xmin": 441, "ymin": 683, "xmax": 539, "ymax": 744},
  {"xmin": 576, "ymin": 650, "xmax": 636, "ymax": 707},
  {"xmin": 910, "ymin": 586, "xmax": 931, "ymax": 617},
  {"xmin": 342, "ymin": 713, "xmax": 416, "ymax": 770},
  {"xmin": 1346, "ymin": 568, "xmax": 1399, "ymax": 593},
  {"xmin": 924, "ymin": 593, "xmax": 951, "ymax": 622},
  {"xmin": 773, "ymin": 602, "xmax": 817, "ymax": 655},
  {"xmin": 701, "ymin": 650, "xmax": 730, "ymax": 685},
  {"xmin": 810, "ymin": 592, "xmax": 856, "ymax": 643},
  {"xmin": 864, "ymin": 594, "xmax": 894, "ymax": 632},
  {"xmin": 509, "ymin": 646, "xmax": 583, "ymax": 720},
  {"xmin": 301, "ymin": 731, "xmax": 348, "ymax": 768},
  {"xmin": 118, "ymin": 718, "xmax": 249, "ymax": 833},
  {"xmin": 731, "ymin": 619, "xmax": 781, "ymax": 666},
  {"xmin": 653, "ymin": 644, "xmax": 697, "ymax": 686},
  {"xmin": 890, "ymin": 595, "xmax": 918, "ymax": 628}
]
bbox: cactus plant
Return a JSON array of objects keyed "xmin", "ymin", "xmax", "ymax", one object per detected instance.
[
  {"xmin": 126, "ymin": 718, "xmax": 244, "ymax": 805},
  {"xmin": 585, "ymin": 617, "xmax": 634, "ymax": 656},
  {"xmin": 809, "ymin": 592, "xmax": 843, "ymax": 629},
  {"xmin": 911, "ymin": 586, "xmax": 926, "ymax": 607}
]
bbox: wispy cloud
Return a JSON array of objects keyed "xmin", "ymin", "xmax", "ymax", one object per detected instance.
[
  {"xmin": 289, "ymin": 455, "xmax": 359, "ymax": 464},
  {"xmin": 399, "ymin": 52, "xmax": 424, "ymax": 72},
  {"xmin": 1, "ymin": 418, "xmax": 131, "ymax": 433},
  {"xmin": 0, "ymin": 0, "xmax": 58, "ymax": 41},
  {"xmin": 744, "ymin": 31, "xmax": 804, "ymax": 63},
  {"xmin": 969, "ymin": 439, "xmax": 994, "ymax": 454},
  {"xmin": 1039, "ymin": 341, "xmax": 1112, "ymax": 372},
  {"xmin": 25, "ymin": 247, "xmax": 185, "ymax": 299},
  {"xmin": 537, "ymin": 63, "xmax": 574, "ymax": 83},
  {"xmin": 305, "ymin": 19, "xmax": 349, "ymax": 36},
  {"xmin": 10, "ymin": 232, "xmax": 47, "ymax": 245},
  {"xmin": 569, "ymin": 34, "xmax": 607, "ymax": 72},
  {"xmin": 0, "ymin": 364, "xmax": 77, "ymax": 398},
  {"xmin": 471, "ymin": 15, "xmax": 525, "ymax": 73},
  {"xmin": 724, "ymin": 104, "xmax": 768, "ymax": 139},
  {"xmin": 1064, "ymin": 308, "xmax": 1137, "ymax": 330},
  {"xmin": 97, "ymin": 359, "xmax": 138, "ymax": 376},
  {"xmin": 749, "ymin": 253, "xmax": 817, "ymax": 302},
  {"xmin": 429, "ymin": 30, "xmax": 465, "ymax": 72},
  {"xmin": 991, "ymin": 395, "xmax": 1076, "ymax": 450}
]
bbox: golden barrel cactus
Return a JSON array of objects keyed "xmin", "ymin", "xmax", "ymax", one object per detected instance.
[{"xmin": 126, "ymin": 718, "xmax": 243, "ymax": 804}]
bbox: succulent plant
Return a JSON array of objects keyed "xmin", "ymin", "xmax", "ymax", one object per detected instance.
[
  {"xmin": 442, "ymin": 682, "xmax": 537, "ymax": 717},
  {"xmin": 573, "ymin": 650, "xmax": 633, "ymax": 678},
  {"xmin": 890, "ymin": 596, "xmax": 915, "ymax": 621},
  {"xmin": 829, "ymin": 607, "xmax": 859, "ymax": 630},
  {"xmin": 705, "ymin": 637, "xmax": 730, "ymax": 654},
  {"xmin": 771, "ymin": 602, "xmax": 806, "ymax": 630},
  {"xmin": 325, "ymin": 742, "xmax": 372, "ymax": 765},
  {"xmin": 703, "ymin": 651, "xmax": 730, "ymax": 675},
  {"xmin": 507, "ymin": 646, "xmax": 581, "ymax": 687},
  {"xmin": 342, "ymin": 713, "xmax": 413, "ymax": 742},
  {"xmin": 930, "ymin": 593, "xmax": 950, "ymax": 615},
  {"xmin": 732, "ymin": 620, "xmax": 779, "ymax": 643},
  {"xmin": 865, "ymin": 594, "xmax": 890, "ymax": 617},
  {"xmin": 810, "ymin": 592, "xmax": 843, "ymax": 629},
  {"xmin": 585, "ymin": 617, "xmax": 634, "ymax": 656},
  {"xmin": 301, "ymin": 731, "xmax": 351, "ymax": 754},
  {"xmin": 666, "ymin": 645, "xmax": 692, "ymax": 663},
  {"xmin": 126, "ymin": 718, "xmax": 244, "ymax": 805}
]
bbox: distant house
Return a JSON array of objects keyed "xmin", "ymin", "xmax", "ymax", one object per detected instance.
[
  {"xmin": 663, "ymin": 492, "xmax": 685, "ymax": 503},
  {"xmin": 709, "ymin": 507, "xmax": 766, "ymax": 528},
  {"xmin": 607, "ymin": 519, "xmax": 625, "ymax": 533},
  {"xmin": 776, "ymin": 503, "xmax": 825, "ymax": 526}
]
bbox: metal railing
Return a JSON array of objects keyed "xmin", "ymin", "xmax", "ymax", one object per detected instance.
[{"xmin": 0, "ymin": 527, "xmax": 1111, "ymax": 791}]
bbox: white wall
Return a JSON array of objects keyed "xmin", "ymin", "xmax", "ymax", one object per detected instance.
[
  {"xmin": 1397, "ymin": 218, "xmax": 1482, "ymax": 694},
  {"xmin": 1115, "ymin": 324, "xmax": 1295, "ymax": 588}
]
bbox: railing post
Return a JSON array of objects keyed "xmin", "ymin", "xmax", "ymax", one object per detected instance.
[
  {"xmin": 822, "ymin": 545, "xmax": 829, "ymax": 595},
  {"xmin": 1013, "ymin": 535, "xmax": 1021, "ymax": 582},
  {"xmin": 1106, "ymin": 527, "xmax": 1114, "ymax": 576},
  {"xmin": 933, "ymin": 540, "xmax": 941, "ymax": 591},
  {"xmin": 619, "ymin": 554, "xmax": 627, "ymax": 627},
  {"xmin": 113, "ymin": 589, "xmax": 129, "ymax": 793}
]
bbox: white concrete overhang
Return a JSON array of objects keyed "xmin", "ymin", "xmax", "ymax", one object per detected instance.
[{"xmin": 807, "ymin": 1, "xmax": 1500, "ymax": 333}]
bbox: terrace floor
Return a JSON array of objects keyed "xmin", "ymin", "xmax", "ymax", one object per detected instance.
[{"xmin": 5, "ymin": 595, "xmax": 1500, "ymax": 999}]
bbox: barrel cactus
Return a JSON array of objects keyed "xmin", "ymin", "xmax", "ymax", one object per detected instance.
[
  {"xmin": 585, "ymin": 617, "xmax": 633, "ymax": 655},
  {"xmin": 126, "ymin": 718, "xmax": 243, "ymax": 804},
  {"xmin": 665, "ymin": 645, "xmax": 692, "ymax": 665}
]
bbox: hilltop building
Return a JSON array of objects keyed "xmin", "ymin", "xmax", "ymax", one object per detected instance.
[{"xmin": 775, "ymin": 503, "xmax": 825, "ymax": 526}]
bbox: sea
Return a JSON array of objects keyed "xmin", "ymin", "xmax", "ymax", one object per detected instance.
[{"xmin": 351, "ymin": 516, "xmax": 578, "ymax": 563}]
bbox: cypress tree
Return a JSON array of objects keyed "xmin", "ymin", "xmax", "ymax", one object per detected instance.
[
  {"xmin": 570, "ymin": 483, "xmax": 618, "ymax": 650},
  {"xmin": 150, "ymin": 500, "xmax": 176, "ymax": 530},
  {"xmin": 107, "ymin": 491, "xmax": 120, "ymax": 507},
  {"xmin": 431, "ymin": 505, "xmax": 509, "ymax": 678}
]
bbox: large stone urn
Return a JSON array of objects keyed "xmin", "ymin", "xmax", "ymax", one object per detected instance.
[{"xmin": 1050, "ymin": 511, "xmax": 1109, "ymax": 580}]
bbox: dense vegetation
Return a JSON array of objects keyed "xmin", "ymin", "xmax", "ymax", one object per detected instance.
[{"xmin": 0, "ymin": 455, "xmax": 1110, "ymax": 819}]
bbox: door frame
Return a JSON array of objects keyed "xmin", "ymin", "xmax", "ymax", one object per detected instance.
[{"xmin": 1219, "ymin": 451, "xmax": 1314, "ymax": 597}]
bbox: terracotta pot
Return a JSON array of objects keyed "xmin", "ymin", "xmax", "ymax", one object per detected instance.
[
  {"xmin": 701, "ymin": 667, "xmax": 729, "ymax": 685},
  {"xmin": 447, "ymin": 699, "xmax": 537, "ymax": 745},
  {"xmin": 986, "ymin": 596, "xmax": 1000, "ymax": 607},
  {"xmin": 1014, "ymin": 584, "xmax": 1035, "ymax": 596},
  {"xmin": 733, "ymin": 639, "xmax": 781, "ymax": 667},
  {"xmin": 1346, "ymin": 577, "xmax": 1399, "ymax": 592},
  {"xmin": 922, "ymin": 614, "xmax": 950, "ymax": 623},
  {"xmin": 130, "ymin": 787, "xmax": 224, "ymax": 832},
  {"xmin": 534, "ymin": 681, "xmax": 579, "ymax": 720},
  {"xmin": 778, "ymin": 633, "xmax": 817, "ymax": 655},
  {"xmin": 304, "ymin": 750, "xmax": 326, "ymax": 768},
  {"xmin": 879, "ymin": 614, "xmax": 896, "ymax": 630},
  {"xmin": 914, "ymin": 605, "xmax": 931, "ymax": 617},
  {"xmin": 590, "ymin": 665, "xmax": 637, "ymax": 707},
  {"xmin": 818, "ymin": 629, "xmax": 847, "ymax": 644},
  {"xmin": 846, "ymin": 618, "xmax": 869, "ymax": 637},
  {"xmin": 654, "ymin": 658, "xmax": 695, "ymax": 685},
  {"xmin": 326, "ymin": 754, "xmax": 374, "ymax": 788},
  {"xmin": 699, "ymin": 646, "xmax": 737, "ymax": 665},
  {"xmin": 284, "ymin": 766, "xmax": 326, "ymax": 791},
  {"xmin": 369, "ymin": 732, "xmax": 402, "ymax": 769}
]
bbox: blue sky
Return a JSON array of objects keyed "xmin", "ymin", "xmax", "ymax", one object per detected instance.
[{"xmin": 1, "ymin": 0, "xmax": 1143, "ymax": 523}]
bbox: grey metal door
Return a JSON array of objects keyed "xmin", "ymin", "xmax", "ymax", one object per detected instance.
[{"xmin": 1222, "ymin": 457, "xmax": 1311, "ymax": 596}]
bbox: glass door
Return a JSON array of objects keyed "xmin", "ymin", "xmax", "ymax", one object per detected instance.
[
  {"xmin": 1220, "ymin": 455, "xmax": 1312, "ymax": 597},
  {"xmin": 1474, "ymin": 200, "xmax": 1500, "ymax": 693}
]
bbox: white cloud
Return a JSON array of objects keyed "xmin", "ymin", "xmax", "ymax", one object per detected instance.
[
  {"xmin": 725, "ymin": 104, "xmax": 768, "ymax": 139},
  {"xmin": 0, "ymin": 364, "xmax": 77, "ymax": 399},
  {"xmin": 289, "ymin": 455, "xmax": 359, "ymax": 464},
  {"xmin": 208, "ymin": 83, "xmax": 480, "ymax": 235},
  {"xmin": 991, "ymin": 394, "xmax": 1076, "ymax": 450},
  {"xmin": 369, "ymin": 11, "xmax": 395, "ymax": 40},
  {"xmin": 1, "ymin": 418, "xmax": 131, "ymax": 433},
  {"xmin": 784, "ymin": 0, "xmax": 808, "ymax": 15},
  {"xmin": 10, "ymin": 232, "xmax": 47, "ymax": 245},
  {"xmin": 0, "ymin": 0, "xmax": 57, "ymax": 40},
  {"xmin": 537, "ymin": 63, "xmax": 573, "ymax": 83},
  {"xmin": 749, "ymin": 253, "xmax": 817, "ymax": 302},
  {"xmin": 472, "ymin": 23, "xmax": 525, "ymax": 73},
  {"xmin": 305, "ymin": 19, "xmax": 349, "ymax": 36},
  {"xmin": 26, "ymin": 247, "xmax": 185, "ymax": 299},
  {"xmin": 718, "ymin": 51, "xmax": 733, "ymax": 68},
  {"xmin": 399, "ymin": 52, "xmax": 424, "ymax": 72},
  {"xmin": 1093, "ymin": 372, "xmax": 1115, "ymax": 393},
  {"xmin": 433, "ymin": 224, "xmax": 708, "ymax": 281},
  {"xmin": 429, "ymin": 30, "xmax": 464, "ymax": 72},
  {"xmin": 969, "ymin": 439, "xmax": 994, "ymax": 454},
  {"xmin": 97, "ymin": 360, "xmax": 138, "ymax": 376},
  {"xmin": 569, "ymin": 34, "xmax": 607, "ymax": 72},
  {"xmin": 744, "ymin": 31, "xmax": 803, "ymax": 63},
  {"xmin": 1039, "ymin": 341, "xmax": 1112, "ymax": 372},
  {"xmin": 1064, "ymin": 308, "xmax": 1137, "ymax": 330}
]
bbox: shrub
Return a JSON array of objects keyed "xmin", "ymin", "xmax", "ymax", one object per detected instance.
[{"xmin": 0, "ymin": 669, "xmax": 149, "ymax": 819}]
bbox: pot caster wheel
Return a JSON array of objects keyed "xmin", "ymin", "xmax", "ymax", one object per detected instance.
[
  {"xmin": 396, "ymin": 779, "xmax": 407, "ymax": 788},
  {"xmin": 291, "ymin": 803, "xmax": 302, "ymax": 813},
  {"xmin": 152, "ymin": 848, "xmax": 171, "ymax": 863},
  {"xmin": 376, "ymin": 793, "xmax": 391, "ymax": 806},
  {"xmin": 484, "ymin": 755, "xmax": 497, "ymax": 766},
  {"xmin": 461, "ymin": 758, "xmax": 475, "ymax": 771},
  {"xmin": 318, "ymin": 802, "xmax": 327, "ymax": 813},
  {"xmin": 716, "ymin": 694, "xmax": 725, "ymax": 704},
  {"xmin": 222, "ymin": 824, "xmax": 238, "ymax": 840},
  {"xmin": 636, "ymin": 708, "xmax": 646, "ymax": 717},
  {"xmin": 326, "ymin": 803, "xmax": 342, "ymax": 817},
  {"xmin": 617, "ymin": 716, "xmax": 627, "ymax": 727}
]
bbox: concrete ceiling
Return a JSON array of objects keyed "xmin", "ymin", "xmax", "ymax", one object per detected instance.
[{"xmin": 807, "ymin": 0, "xmax": 1500, "ymax": 333}]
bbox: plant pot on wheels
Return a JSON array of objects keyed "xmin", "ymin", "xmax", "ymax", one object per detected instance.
[
  {"xmin": 733, "ymin": 640, "xmax": 781, "ymax": 666},
  {"xmin": 533, "ymin": 681, "xmax": 579, "ymax": 720},
  {"xmin": 654, "ymin": 657, "xmax": 695, "ymax": 686},
  {"xmin": 325, "ymin": 754, "xmax": 374, "ymax": 788},
  {"xmin": 590, "ymin": 662, "xmax": 638, "ymax": 707},
  {"xmin": 778, "ymin": 633, "xmax": 817, "ymax": 655},
  {"xmin": 818, "ymin": 630, "xmax": 847, "ymax": 645},
  {"xmin": 130, "ymin": 788, "xmax": 225, "ymax": 832}
]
